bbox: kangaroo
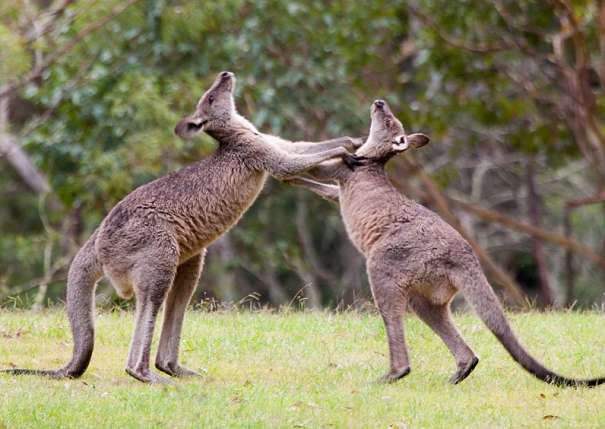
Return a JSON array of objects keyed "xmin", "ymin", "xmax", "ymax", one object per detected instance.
[
  {"xmin": 1, "ymin": 71, "xmax": 358, "ymax": 384},
  {"xmin": 288, "ymin": 99, "xmax": 605, "ymax": 387}
]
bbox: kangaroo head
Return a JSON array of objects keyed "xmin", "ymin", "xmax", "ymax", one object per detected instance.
[
  {"xmin": 174, "ymin": 71, "xmax": 237, "ymax": 138},
  {"xmin": 356, "ymin": 100, "xmax": 429, "ymax": 161}
]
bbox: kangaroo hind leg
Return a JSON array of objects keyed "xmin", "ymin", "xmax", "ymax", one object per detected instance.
[
  {"xmin": 155, "ymin": 250, "xmax": 205, "ymax": 377},
  {"xmin": 409, "ymin": 293, "xmax": 478, "ymax": 384},
  {"xmin": 368, "ymin": 264, "xmax": 411, "ymax": 383},
  {"xmin": 125, "ymin": 246, "xmax": 178, "ymax": 384}
]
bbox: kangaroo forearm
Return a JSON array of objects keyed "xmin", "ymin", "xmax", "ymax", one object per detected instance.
[
  {"xmin": 289, "ymin": 137, "xmax": 358, "ymax": 154},
  {"xmin": 269, "ymin": 147, "xmax": 346, "ymax": 179},
  {"xmin": 285, "ymin": 177, "xmax": 340, "ymax": 203},
  {"xmin": 303, "ymin": 161, "xmax": 346, "ymax": 182}
]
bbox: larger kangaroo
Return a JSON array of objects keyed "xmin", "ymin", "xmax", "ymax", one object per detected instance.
[
  {"xmin": 289, "ymin": 100, "xmax": 605, "ymax": 387},
  {"xmin": 2, "ymin": 71, "xmax": 357, "ymax": 383}
]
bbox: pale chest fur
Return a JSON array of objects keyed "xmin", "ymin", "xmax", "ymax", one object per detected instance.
[{"xmin": 339, "ymin": 169, "xmax": 411, "ymax": 256}]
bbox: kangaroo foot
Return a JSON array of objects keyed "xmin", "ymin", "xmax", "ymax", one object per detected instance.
[
  {"xmin": 125, "ymin": 367, "xmax": 174, "ymax": 384},
  {"xmin": 378, "ymin": 367, "xmax": 411, "ymax": 384},
  {"xmin": 449, "ymin": 356, "xmax": 479, "ymax": 385},
  {"xmin": 155, "ymin": 361, "xmax": 202, "ymax": 378}
]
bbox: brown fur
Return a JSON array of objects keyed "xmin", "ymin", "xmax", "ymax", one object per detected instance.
[
  {"xmin": 1, "ymin": 72, "xmax": 357, "ymax": 383},
  {"xmin": 291, "ymin": 99, "xmax": 605, "ymax": 387}
]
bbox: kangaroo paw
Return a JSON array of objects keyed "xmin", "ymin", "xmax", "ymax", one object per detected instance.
[
  {"xmin": 342, "ymin": 154, "xmax": 368, "ymax": 170},
  {"xmin": 125, "ymin": 367, "xmax": 174, "ymax": 384},
  {"xmin": 449, "ymin": 356, "xmax": 479, "ymax": 385},
  {"xmin": 378, "ymin": 367, "xmax": 411, "ymax": 384},
  {"xmin": 155, "ymin": 361, "xmax": 202, "ymax": 378}
]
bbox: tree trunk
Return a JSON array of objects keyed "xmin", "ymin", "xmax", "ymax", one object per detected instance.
[
  {"xmin": 526, "ymin": 159, "xmax": 555, "ymax": 307},
  {"xmin": 0, "ymin": 97, "xmax": 50, "ymax": 194},
  {"xmin": 563, "ymin": 208, "xmax": 576, "ymax": 307},
  {"xmin": 32, "ymin": 239, "xmax": 53, "ymax": 311},
  {"xmin": 262, "ymin": 268, "xmax": 289, "ymax": 307},
  {"xmin": 210, "ymin": 234, "xmax": 240, "ymax": 303},
  {"xmin": 293, "ymin": 196, "xmax": 327, "ymax": 309}
]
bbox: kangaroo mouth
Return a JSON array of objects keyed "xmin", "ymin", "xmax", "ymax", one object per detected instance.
[
  {"xmin": 175, "ymin": 116, "xmax": 209, "ymax": 138},
  {"xmin": 187, "ymin": 119, "xmax": 208, "ymax": 132}
]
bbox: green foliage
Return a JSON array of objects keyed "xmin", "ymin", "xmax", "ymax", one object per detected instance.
[
  {"xmin": 2, "ymin": 0, "xmax": 605, "ymax": 307},
  {"xmin": 0, "ymin": 25, "xmax": 30, "ymax": 84}
]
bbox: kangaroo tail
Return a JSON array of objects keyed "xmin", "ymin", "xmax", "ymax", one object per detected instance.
[
  {"xmin": 451, "ymin": 266, "xmax": 605, "ymax": 388},
  {"xmin": 1, "ymin": 231, "xmax": 102, "ymax": 379}
]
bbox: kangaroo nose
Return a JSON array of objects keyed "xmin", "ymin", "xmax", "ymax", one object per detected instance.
[
  {"xmin": 220, "ymin": 71, "xmax": 233, "ymax": 79},
  {"xmin": 374, "ymin": 100, "xmax": 385, "ymax": 109}
]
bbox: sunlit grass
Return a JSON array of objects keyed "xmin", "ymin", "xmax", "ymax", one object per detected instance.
[{"xmin": 1, "ymin": 309, "xmax": 604, "ymax": 428}]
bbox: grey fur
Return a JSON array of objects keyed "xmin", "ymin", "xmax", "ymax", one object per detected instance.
[
  {"xmin": 1, "ymin": 71, "xmax": 357, "ymax": 383},
  {"xmin": 291, "ymin": 99, "xmax": 605, "ymax": 387}
]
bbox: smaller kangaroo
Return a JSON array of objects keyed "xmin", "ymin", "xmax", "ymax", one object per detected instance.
[
  {"xmin": 289, "ymin": 99, "xmax": 605, "ymax": 387},
  {"xmin": 1, "ymin": 71, "xmax": 357, "ymax": 384}
]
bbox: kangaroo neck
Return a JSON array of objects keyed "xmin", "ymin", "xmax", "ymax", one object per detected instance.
[
  {"xmin": 206, "ymin": 129, "xmax": 252, "ymax": 149},
  {"xmin": 341, "ymin": 161, "xmax": 390, "ymax": 188},
  {"xmin": 205, "ymin": 114, "xmax": 260, "ymax": 147},
  {"xmin": 338, "ymin": 160, "xmax": 417, "ymax": 254}
]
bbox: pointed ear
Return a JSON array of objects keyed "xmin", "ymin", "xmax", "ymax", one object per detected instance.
[
  {"xmin": 407, "ymin": 133, "xmax": 430, "ymax": 149},
  {"xmin": 391, "ymin": 134, "xmax": 409, "ymax": 152}
]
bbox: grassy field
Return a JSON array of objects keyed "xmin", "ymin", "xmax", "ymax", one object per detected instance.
[{"xmin": 0, "ymin": 309, "xmax": 604, "ymax": 428}]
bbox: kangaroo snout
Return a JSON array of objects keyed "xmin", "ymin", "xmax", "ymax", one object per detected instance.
[
  {"xmin": 374, "ymin": 100, "xmax": 385, "ymax": 109},
  {"xmin": 214, "ymin": 71, "xmax": 235, "ymax": 92},
  {"xmin": 220, "ymin": 71, "xmax": 234, "ymax": 80},
  {"xmin": 174, "ymin": 116, "xmax": 206, "ymax": 139}
]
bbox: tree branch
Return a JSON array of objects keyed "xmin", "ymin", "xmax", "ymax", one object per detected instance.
[
  {"xmin": 566, "ymin": 191, "xmax": 605, "ymax": 208},
  {"xmin": 526, "ymin": 158, "xmax": 555, "ymax": 307},
  {"xmin": 449, "ymin": 196, "xmax": 605, "ymax": 269},
  {"xmin": 0, "ymin": 0, "xmax": 142, "ymax": 100},
  {"xmin": 409, "ymin": 5, "xmax": 509, "ymax": 53},
  {"xmin": 24, "ymin": 0, "xmax": 76, "ymax": 43},
  {"xmin": 0, "ymin": 133, "xmax": 50, "ymax": 194}
]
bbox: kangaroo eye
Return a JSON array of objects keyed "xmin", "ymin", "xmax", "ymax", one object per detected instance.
[{"xmin": 208, "ymin": 95, "xmax": 215, "ymax": 105}]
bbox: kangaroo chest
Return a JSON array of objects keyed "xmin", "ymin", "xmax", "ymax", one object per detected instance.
[
  {"xmin": 339, "ymin": 170, "xmax": 414, "ymax": 256},
  {"xmin": 339, "ymin": 179, "xmax": 387, "ymax": 255},
  {"xmin": 174, "ymin": 162, "xmax": 267, "ymax": 259}
]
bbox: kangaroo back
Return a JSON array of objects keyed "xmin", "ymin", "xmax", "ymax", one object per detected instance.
[{"xmin": 450, "ymin": 266, "xmax": 605, "ymax": 387}]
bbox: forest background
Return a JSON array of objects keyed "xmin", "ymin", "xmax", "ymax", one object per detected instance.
[{"xmin": 2, "ymin": 0, "xmax": 605, "ymax": 311}]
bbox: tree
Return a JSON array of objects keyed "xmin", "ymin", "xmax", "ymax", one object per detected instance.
[{"xmin": 1, "ymin": 0, "xmax": 604, "ymax": 309}]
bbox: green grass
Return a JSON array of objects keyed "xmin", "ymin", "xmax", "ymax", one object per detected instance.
[{"xmin": 1, "ymin": 309, "xmax": 604, "ymax": 428}]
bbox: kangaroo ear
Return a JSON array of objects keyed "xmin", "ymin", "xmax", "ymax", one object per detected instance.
[
  {"xmin": 391, "ymin": 134, "xmax": 410, "ymax": 152},
  {"xmin": 407, "ymin": 133, "xmax": 430, "ymax": 149}
]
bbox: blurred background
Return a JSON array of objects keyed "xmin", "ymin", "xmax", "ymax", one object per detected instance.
[{"xmin": 1, "ymin": 0, "xmax": 604, "ymax": 310}]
